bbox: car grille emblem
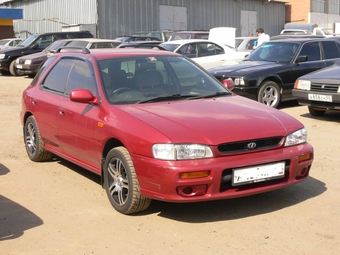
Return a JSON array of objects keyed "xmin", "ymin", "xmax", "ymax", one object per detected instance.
[{"xmin": 247, "ymin": 142, "xmax": 257, "ymax": 149}]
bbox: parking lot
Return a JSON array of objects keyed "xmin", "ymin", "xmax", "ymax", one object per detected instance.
[{"xmin": 1, "ymin": 75, "xmax": 340, "ymax": 255}]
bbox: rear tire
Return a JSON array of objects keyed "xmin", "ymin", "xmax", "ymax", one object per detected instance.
[
  {"xmin": 258, "ymin": 81, "xmax": 281, "ymax": 108},
  {"xmin": 103, "ymin": 146, "xmax": 151, "ymax": 214},
  {"xmin": 9, "ymin": 60, "xmax": 25, "ymax": 76},
  {"xmin": 308, "ymin": 106, "xmax": 325, "ymax": 116},
  {"xmin": 24, "ymin": 116, "xmax": 52, "ymax": 162}
]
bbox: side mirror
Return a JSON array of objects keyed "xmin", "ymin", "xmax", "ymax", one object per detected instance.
[
  {"xmin": 222, "ymin": 78, "xmax": 234, "ymax": 90},
  {"xmin": 70, "ymin": 89, "xmax": 99, "ymax": 105},
  {"xmin": 295, "ymin": 55, "xmax": 308, "ymax": 63}
]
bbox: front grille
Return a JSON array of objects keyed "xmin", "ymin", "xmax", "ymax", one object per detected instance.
[
  {"xmin": 218, "ymin": 137, "xmax": 283, "ymax": 154},
  {"xmin": 310, "ymin": 82, "xmax": 339, "ymax": 93}
]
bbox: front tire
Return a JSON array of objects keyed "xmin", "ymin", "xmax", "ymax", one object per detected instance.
[
  {"xmin": 9, "ymin": 60, "xmax": 24, "ymax": 76},
  {"xmin": 103, "ymin": 147, "xmax": 151, "ymax": 214},
  {"xmin": 308, "ymin": 106, "xmax": 325, "ymax": 116},
  {"xmin": 258, "ymin": 81, "xmax": 281, "ymax": 108},
  {"xmin": 24, "ymin": 116, "xmax": 52, "ymax": 162}
]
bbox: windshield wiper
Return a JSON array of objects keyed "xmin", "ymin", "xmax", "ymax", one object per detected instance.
[
  {"xmin": 187, "ymin": 91, "xmax": 231, "ymax": 100},
  {"xmin": 137, "ymin": 94, "xmax": 198, "ymax": 104}
]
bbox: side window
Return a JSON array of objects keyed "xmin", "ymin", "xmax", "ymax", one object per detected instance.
[
  {"xmin": 68, "ymin": 41, "xmax": 88, "ymax": 47},
  {"xmin": 199, "ymin": 43, "xmax": 224, "ymax": 57},
  {"xmin": 178, "ymin": 43, "xmax": 197, "ymax": 58},
  {"xmin": 30, "ymin": 56, "xmax": 58, "ymax": 86},
  {"xmin": 298, "ymin": 42, "xmax": 321, "ymax": 61},
  {"xmin": 247, "ymin": 40, "xmax": 256, "ymax": 50},
  {"xmin": 42, "ymin": 58, "xmax": 74, "ymax": 93},
  {"xmin": 321, "ymin": 41, "xmax": 340, "ymax": 59},
  {"xmin": 65, "ymin": 59, "xmax": 97, "ymax": 95},
  {"xmin": 36, "ymin": 35, "xmax": 54, "ymax": 50}
]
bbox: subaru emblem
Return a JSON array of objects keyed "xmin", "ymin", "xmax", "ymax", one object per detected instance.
[{"xmin": 247, "ymin": 142, "xmax": 257, "ymax": 149}]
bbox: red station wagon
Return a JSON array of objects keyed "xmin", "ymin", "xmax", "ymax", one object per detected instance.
[{"xmin": 21, "ymin": 47, "xmax": 314, "ymax": 214}]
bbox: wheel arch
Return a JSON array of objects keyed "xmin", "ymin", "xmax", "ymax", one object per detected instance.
[
  {"xmin": 22, "ymin": 112, "xmax": 33, "ymax": 135},
  {"xmin": 258, "ymin": 76, "xmax": 283, "ymax": 94}
]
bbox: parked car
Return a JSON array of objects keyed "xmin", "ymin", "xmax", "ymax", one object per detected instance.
[
  {"xmin": 209, "ymin": 38, "xmax": 340, "ymax": 108},
  {"xmin": 0, "ymin": 38, "xmax": 24, "ymax": 50},
  {"xmin": 133, "ymin": 30, "xmax": 173, "ymax": 42},
  {"xmin": 160, "ymin": 39, "xmax": 247, "ymax": 70},
  {"xmin": 168, "ymin": 31, "xmax": 209, "ymax": 41},
  {"xmin": 65, "ymin": 38, "xmax": 121, "ymax": 49},
  {"xmin": 21, "ymin": 47, "xmax": 313, "ymax": 214},
  {"xmin": 0, "ymin": 31, "xmax": 93, "ymax": 76},
  {"xmin": 15, "ymin": 38, "xmax": 120, "ymax": 78},
  {"xmin": 116, "ymin": 41, "xmax": 164, "ymax": 49},
  {"xmin": 114, "ymin": 35, "xmax": 161, "ymax": 42},
  {"xmin": 14, "ymin": 39, "xmax": 73, "ymax": 77},
  {"xmin": 235, "ymin": 37, "xmax": 258, "ymax": 52},
  {"xmin": 292, "ymin": 61, "xmax": 340, "ymax": 116}
]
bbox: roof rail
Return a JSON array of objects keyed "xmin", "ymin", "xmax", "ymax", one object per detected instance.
[{"xmin": 55, "ymin": 47, "xmax": 90, "ymax": 54}]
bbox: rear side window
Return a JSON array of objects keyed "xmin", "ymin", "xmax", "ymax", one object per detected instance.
[
  {"xmin": 67, "ymin": 41, "xmax": 89, "ymax": 47},
  {"xmin": 42, "ymin": 58, "xmax": 74, "ymax": 93},
  {"xmin": 321, "ymin": 41, "xmax": 340, "ymax": 59}
]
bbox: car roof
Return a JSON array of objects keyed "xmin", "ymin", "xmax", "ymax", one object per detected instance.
[
  {"xmin": 56, "ymin": 48, "xmax": 180, "ymax": 59},
  {"xmin": 67, "ymin": 38, "xmax": 121, "ymax": 43},
  {"xmin": 172, "ymin": 31, "xmax": 209, "ymax": 34},
  {"xmin": 161, "ymin": 39, "xmax": 217, "ymax": 44}
]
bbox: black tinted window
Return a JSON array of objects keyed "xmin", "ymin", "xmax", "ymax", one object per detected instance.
[
  {"xmin": 67, "ymin": 41, "xmax": 88, "ymax": 47},
  {"xmin": 178, "ymin": 43, "xmax": 197, "ymax": 58},
  {"xmin": 322, "ymin": 41, "xmax": 340, "ymax": 59},
  {"xmin": 298, "ymin": 42, "xmax": 321, "ymax": 61},
  {"xmin": 42, "ymin": 58, "xmax": 74, "ymax": 93},
  {"xmin": 66, "ymin": 59, "xmax": 96, "ymax": 95}
]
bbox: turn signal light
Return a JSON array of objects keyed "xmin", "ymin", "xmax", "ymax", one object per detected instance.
[
  {"xmin": 298, "ymin": 153, "xmax": 312, "ymax": 163},
  {"xmin": 180, "ymin": 171, "xmax": 210, "ymax": 179}
]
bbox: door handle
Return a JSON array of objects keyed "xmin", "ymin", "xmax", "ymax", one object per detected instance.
[
  {"xmin": 32, "ymin": 99, "xmax": 37, "ymax": 105},
  {"xmin": 59, "ymin": 108, "xmax": 65, "ymax": 116}
]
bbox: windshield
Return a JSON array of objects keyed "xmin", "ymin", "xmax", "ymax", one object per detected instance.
[
  {"xmin": 99, "ymin": 56, "xmax": 231, "ymax": 104},
  {"xmin": 245, "ymin": 42, "xmax": 300, "ymax": 63},
  {"xmin": 18, "ymin": 35, "xmax": 39, "ymax": 47},
  {"xmin": 159, "ymin": 43, "xmax": 181, "ymax": 52},
  {"xmin": 0, "ymin": 39, "xmax": 10, "ymax": 45}
]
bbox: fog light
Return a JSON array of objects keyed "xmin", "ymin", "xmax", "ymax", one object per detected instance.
[
  {"xmin": 180, "ymin": 171, "xmax": 210, "ymax": 179},
  {"xmin": 177, "ymin": 185, "xmax": 207, "ymax": 197}
]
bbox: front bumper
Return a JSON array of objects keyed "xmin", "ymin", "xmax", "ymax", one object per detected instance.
[
  {"xmin": 292, "ymin": 89, "xmax": 340, "ymax": 110},
  {"xmin": 0, "ymin": 59, "xmax": 10, "ymax": 72},
  {"xmin": 232, "ymin": 86, "xmax": 258, "ymax": 101},
  {"xmin": 131, "ymin": 143, "xmax": 313, "ymax": 202},
  {"xmin": 15, "ymin": 63, "xmax": 40, "ymax": 75}
]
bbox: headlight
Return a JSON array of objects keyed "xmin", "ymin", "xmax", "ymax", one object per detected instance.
[
  {"xmin": 284, "ymin": 128, "xmax": 307, "ymax": 147},
  {"xmin": 152, "ymin": 144, "xmax": 214, "ymax": 160},
  {"xmin": 24, "ymin": 60, "xmax": 32, "ymax": 65},
  {"xmin": 234, "ymin": 77, "xmax": 245, "ymax": 86},
  {"xmin": 0, "ymin": 54, "xmax": 5, "ymax": 59},
  {"xmin": 294, "ymin": 79, "xmax": 311, "ymax": 90}
]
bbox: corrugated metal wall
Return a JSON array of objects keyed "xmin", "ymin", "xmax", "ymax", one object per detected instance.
[
  {"xmin": 10, "ymin": 0, "xmax": 97, "ymax": 38},
  {"xmin": 97, "ymin": 0, "xmax": 285, "ymax": 39},
  {"xmin": 6, "ymin": 0, "xmax": 285, "ymax": 39}
]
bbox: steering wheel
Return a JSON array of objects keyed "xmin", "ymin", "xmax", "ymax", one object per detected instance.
[{"xmin": 109, "ymin": 87, "xmax": 133, "ymax": 100}]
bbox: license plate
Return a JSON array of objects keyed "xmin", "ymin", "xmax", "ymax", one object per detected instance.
[
  {"xmin": 232, "ymin": 162, "xmax": 285, "ymax": 186},
  {"xmin": 308, "ymin": 93, "xmax": 332, "ymax": 102},
  {"xmin": 16, "ymin": 65, "xmax": 23, "ymax": 69}
]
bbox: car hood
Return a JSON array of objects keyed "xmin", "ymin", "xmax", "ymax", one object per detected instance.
[
  {"xmin": 301, "ymin": 63, "xmax": 340, "ymax": 83},
  {"xmin": 118, "ymin": 95, "xmax": 302, "ymax": 144},
  {"xmin": 209, "ymin": 61, "xmax": 284, "ymax": 76},
  {"xmin": 19, "ymin": 51, "xmax": 47, "ymax": 60}
]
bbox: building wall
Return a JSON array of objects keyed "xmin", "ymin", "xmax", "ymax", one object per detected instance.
[
  {"xmin": 97, "ymin": 0, "xmax": 286, "ymax": 39},
  {"xmin": 2, "ymin": 0, "xmax": 286, "ymax": 39},
  {"xmin": 285, "ymin": 0, "xmax": 310, "ymax": 23}
]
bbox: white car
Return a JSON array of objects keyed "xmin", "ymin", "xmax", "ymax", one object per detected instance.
[
  {"xmin": 160, "ymin": 39, "xmax": 248, "ymax": 70},
  {"xmin": 0, "ymin": 38, "xmax": 24, "ymax": 50}
]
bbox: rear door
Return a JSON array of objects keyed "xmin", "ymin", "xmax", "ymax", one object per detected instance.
[{"xmin": 321, "ymin": 40, "xmax": 340, "ymax": 67}]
